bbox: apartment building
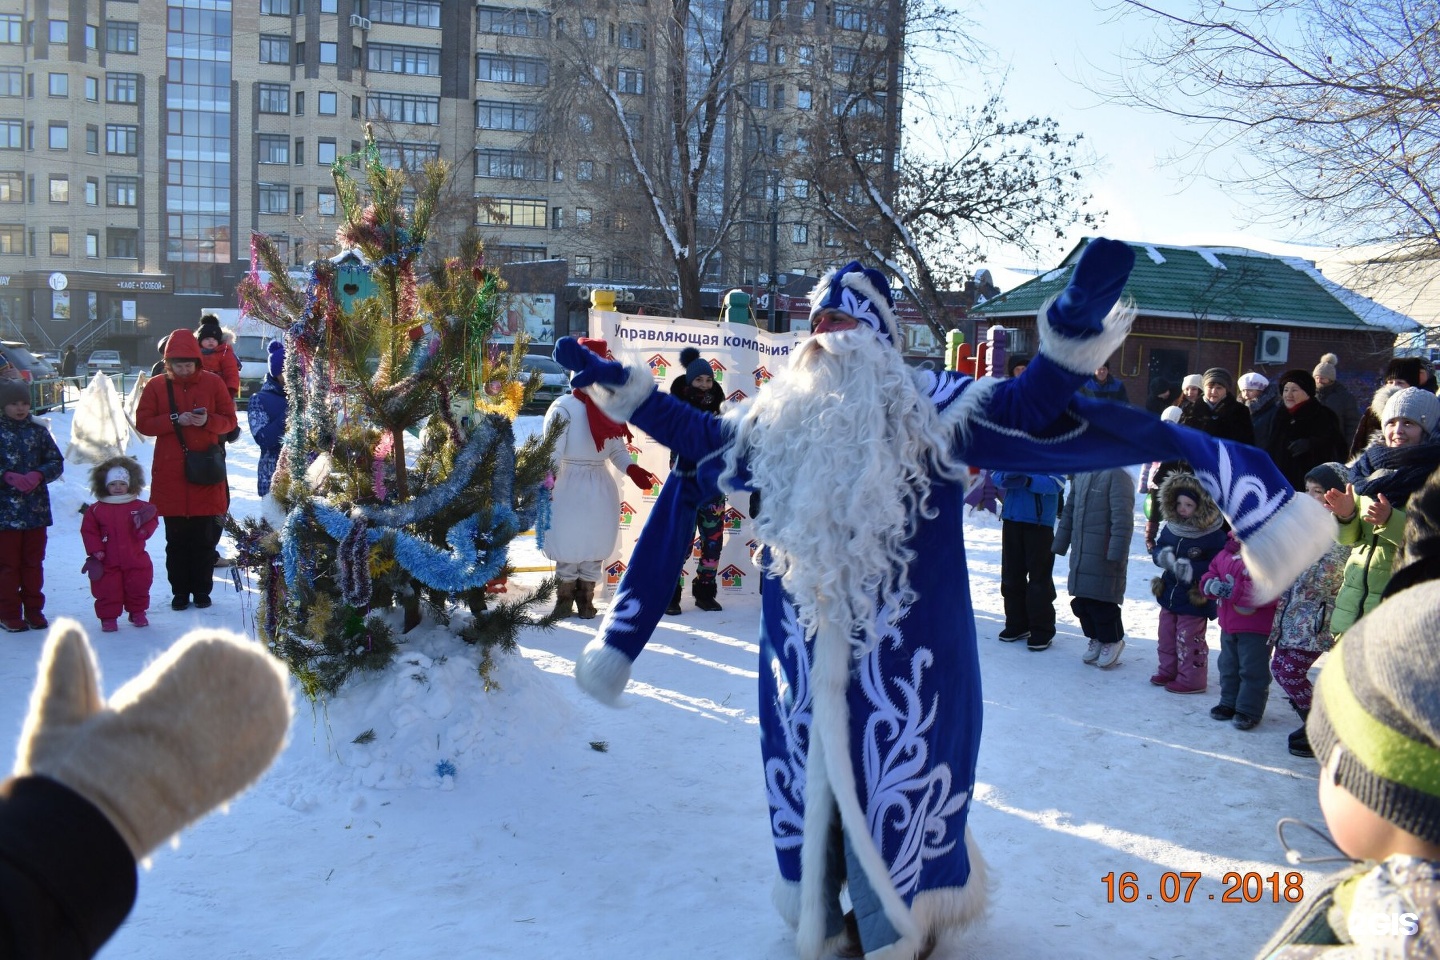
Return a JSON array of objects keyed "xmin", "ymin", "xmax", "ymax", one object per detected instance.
[{"xmin": 0, "ymin": 0, "xmax": 900, "ymax": 362}]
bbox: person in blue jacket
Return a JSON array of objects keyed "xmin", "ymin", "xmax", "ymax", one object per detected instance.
[
  {"xmin": 992, "ymin": 468, "xmax": 1064, "ymax": 650},
  {"xmin": 1078, "ymin": 360, "xmax": 1129, "ymax": 403},
  {"xmin": 246, "ymin": 340, "xmax": 288, "ymax": 498}
]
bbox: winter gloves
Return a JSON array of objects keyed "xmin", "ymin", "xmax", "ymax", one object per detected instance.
[
  {"xmin": 1155, "ymin": 546, "xmax": 1194, "ymax": 583},
  {"xmin": 554, "ymin": 337, "xmax": 628, "ymax": 390},
  {"xmin": 1286, "ymin": 438, "xmax": 1311, "ymax": 457},
  {"xmin": 1045, "ymin": 238, "xmax": 1136, "ymax": 339},
  {"xmin": 1203, "ymin": 574, "xmax": 1236, "ymax": 599},
  {"xmin": 625, "ymin": 464, "xmax": 658, "ymax": 490},
  {"xmin": 3, "ymin": 471, "xmax": 43, "ymax": 493},
  {"xmin": 133, "ymin": 503, "xmax": 158, "ymax": 529},
  {"xmin": 12, "ymin": 619, "xmax": 292, "ymax": 860},
  {"xmin": 81, "ymin": 555, "xmax": 105, "ymax": 582}
]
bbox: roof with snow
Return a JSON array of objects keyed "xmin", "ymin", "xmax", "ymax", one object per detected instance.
[{"xmin": 972, "ymin": 239, "xmax": 1422, "ymax": 334}]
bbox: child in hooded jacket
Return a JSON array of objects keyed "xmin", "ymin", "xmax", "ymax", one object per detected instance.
[
  {"xmin": 1149, "ymin": 473, "xmax": 1226, "ymax": 694},
  {"xmin": 1268, "ymin": 462, "xmax": 1351, "ymax": 759},
  {"xmin": 1200, "ymin": 530, "xmax": 1279, "ymax": 731},
  {"xmin": 194, "ymin": 316, "xmax": 240, "ymax": 400},
  {"xmin": 0, "ymin": 379, "xmax": 63, "ymax": 632},
  {"xmin": 81, "ymin": 456, "xmax": 158, "ymax": 631}
]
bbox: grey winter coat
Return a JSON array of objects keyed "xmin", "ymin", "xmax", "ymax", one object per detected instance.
[
  {"xmin": 1053, "ymin": 467, "xmax": 1135, "ymax": 604},
  {"xmin": 1257, "ymin": 854, "xmax": 1440, "ymax": 958}
]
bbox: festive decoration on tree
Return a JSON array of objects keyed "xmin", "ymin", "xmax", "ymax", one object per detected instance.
[{"xmin": 232, "ymin": 126, "xmax": 560, "ymax": 699}]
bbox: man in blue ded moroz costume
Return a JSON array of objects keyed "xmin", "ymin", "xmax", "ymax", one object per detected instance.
[{"xmin": 552, "ymin": 239, "xmax": 1334, "ymax": 960}]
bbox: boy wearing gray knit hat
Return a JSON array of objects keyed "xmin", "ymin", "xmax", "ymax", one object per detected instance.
[{"xmin": 1258, "ymin": 580, "xmax": 1440, "ymax": 957}]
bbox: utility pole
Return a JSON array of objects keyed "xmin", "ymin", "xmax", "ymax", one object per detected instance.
[{"xmin": 767, "ymin": 174, "xmax": 780, "ymax": 331}]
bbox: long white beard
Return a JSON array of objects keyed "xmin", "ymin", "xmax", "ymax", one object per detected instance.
[{"xmin": 721, "ymin": 329, "xmax": 967, "ymax": 655}]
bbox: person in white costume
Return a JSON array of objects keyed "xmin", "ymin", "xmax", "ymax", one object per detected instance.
[{"xmin": 541, "ymin": 337, "xmax": 658, "ymax": 620}]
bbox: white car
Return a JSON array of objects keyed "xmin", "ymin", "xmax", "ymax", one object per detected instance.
[{"xmin": 519, "ymin": 354, "xmax": 569, "ymax": 413}]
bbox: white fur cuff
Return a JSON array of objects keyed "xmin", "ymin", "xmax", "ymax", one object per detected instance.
[
  {"xmin": 1241, "ymin": 492, "xmax": 1337, "ymax": 604},
  {"xmin": 580, "ymin": 363, "xmax": 656, "ymax": 424},
  {"xmin": 1037, "ymin": 298, "xmax": 1135, "ymax": 376},
  {"xmin": 574, "ymin": 637, "xmax": 633, "ymax": 706}
]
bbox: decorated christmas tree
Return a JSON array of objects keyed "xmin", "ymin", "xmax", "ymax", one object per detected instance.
[{"xmin": 234, "ymin": 127, "xmax": 559, "ymax": 699}]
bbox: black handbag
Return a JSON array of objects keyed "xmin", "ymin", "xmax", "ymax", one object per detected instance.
[{"xmin": 166, "ymin": 380, "xmax": 227, "ymax": 486}]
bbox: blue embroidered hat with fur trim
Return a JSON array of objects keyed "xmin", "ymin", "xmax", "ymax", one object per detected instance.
[{"xmin": 808, "ymin": 261, "xmax": 901, "ymax": 346}]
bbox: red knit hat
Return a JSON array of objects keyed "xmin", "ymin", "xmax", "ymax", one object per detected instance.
[
  {"xmin": 578, "ymin": 337, "xmax": 608, "ymax": 358},
  {"xmin": 164, "ymin": 329, "xmax": 203, "ymax": 361}
]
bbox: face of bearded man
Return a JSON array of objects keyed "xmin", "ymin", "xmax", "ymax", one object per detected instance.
[{"xmin": 721, "ymin": 327, "xmax": 966, "ymax": 654}]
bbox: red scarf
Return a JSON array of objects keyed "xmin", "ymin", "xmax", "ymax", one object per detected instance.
[{"xmin": 575, "ymin": 390, "xmax": 632, "ymax": 451}]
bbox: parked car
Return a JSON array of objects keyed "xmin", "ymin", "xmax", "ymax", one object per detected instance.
[
  {"xmin": 234, "ymin": 334, "xmax": 272, "ymax": 395},
  {"xmin": 86, "ymin": 349, "xmax": 124, "ymax": 374},
  {"xmin": 519, "ymin": 354, "xmax": 569, "ymax": 413},
  {"xmin": 0, "ymin": 341, "xmax": 64, "ymax": 412}
]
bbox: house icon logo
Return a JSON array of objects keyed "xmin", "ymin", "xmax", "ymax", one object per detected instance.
[
  {"xmin": 625, "ymin": 443, "xmax": 643, "ymax": 463},
  {"xmin": 746, "ymin": 538, "xmax": 762, "ymax": 561},
  {"xmin": 726, "ymin": 389, "xmax": 748, "ymax": 404},
  {"xmin": 752, "ymin": 366, "xmax": 772, "ymax": 389},
  {"xmin": 707, "ymin": 359, "xmax": 726, "ymax": 385},
  {"xmin": 605, "ymin": 560, "xmax": 627, "ymax": 586},
  {"xmin": 646, "ymin": 354, "xmax": 669, "ymax": 380},
  {"xmin": 720, "ymin": 564, "xmax": 745, "ymax": 589},
  {"xmin": 691, "ymin": 535, "xmax": 704, "ymax": 559},
  {"xmin": 722, "ymin": 507, "xmax": 745, "ymax": 532},
  {"xmin": 643, "ymin": 475, "xmax": 661, "ymax": 499},
  {"xmin": 618, "ymin": 501, "xmax": 636, "ymax": 526}
]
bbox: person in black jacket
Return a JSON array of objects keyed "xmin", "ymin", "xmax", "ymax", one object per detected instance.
[
  {"xmin": 666, "ymin": 348, "xmax": 727, "ymax": 614},
  {"xmin": 1180, "ymin": 367, "xmax": 1254, "ymax": 445},
  {"xmin": 1264, "ymin": 369, "xmax": 1346, "ymax": 490},
  {"xmin": 0, "ymin": 619, "xmax": 290, "ymax": 960},
  {"xmin": 1312, "ymin": 353, "xmax": 1361, "ymax": 443},
  {"xmin": 59, "ymin": 345, "xmax": 79, "ymax": 381},
  {"xmin": 1238, "ymin": 371, "xmax": 1278, "ymax": 450}
]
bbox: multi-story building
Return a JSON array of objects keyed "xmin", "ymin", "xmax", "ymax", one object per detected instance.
[{"xmin": 0, "ymin": 0, "xmax": 901, "ymax": 363}]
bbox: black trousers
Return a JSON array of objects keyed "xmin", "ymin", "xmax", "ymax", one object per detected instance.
[
  {"xmin": 999, "ymin": 520, "xmax": 1057, "ymax": 641},
  {"xmin": 1070, "ymin": 596, "xmax": 1125, "ymax": 644},
  {"xmin": 164, "ymin": 516, "xmax": 222, "ymax": 601}
]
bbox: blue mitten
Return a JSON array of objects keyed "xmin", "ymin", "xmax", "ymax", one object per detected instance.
[
  {"xmin": 553, "ymin": 337, "xmax": 628, "ymax": 390},
  {"xmin": 1046, "ymin": 238, "xmax": 1136, "ymax": 339},
  {"xmin": 1203, "ymin": 574, "xmax": 1235, "ymax": 599}
]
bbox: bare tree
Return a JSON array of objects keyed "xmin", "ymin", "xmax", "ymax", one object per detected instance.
[{"xmin": 1109, "ymin": 0, "xmax": 1440, "ymax": 268}]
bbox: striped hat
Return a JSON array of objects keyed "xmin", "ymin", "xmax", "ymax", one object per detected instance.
[{"xmin": 1308, "ymin": 579, "xmax": 1440, "ymax": 845}]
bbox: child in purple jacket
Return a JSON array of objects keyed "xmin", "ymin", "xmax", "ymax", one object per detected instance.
[{"xmin": 1200, "ymin": 531, "xmax": 1279, "ymax": 731}]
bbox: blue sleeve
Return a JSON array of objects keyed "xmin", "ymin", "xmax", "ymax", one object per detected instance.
[
  {"xmin": 627, "ymin": 389, "xmax": 744, "ymax": 489},
  {"xmin": 977, "ymin": 352, "xmax": 1091, "ymax": 437},
  {"xmin": 992, "ymin": 471, "xmax": 1026, "ymax": 490},
  {"xmin": 1028, "ymin": 473, "xmax": 1065, "ymax": 496}
]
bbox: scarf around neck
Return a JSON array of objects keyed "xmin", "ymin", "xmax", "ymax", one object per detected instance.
[
  {"xmin": 1349, "ymin": 439, "xmax": 1440, "ymax": 507},
  {"xmin": 575, "ymin": 390, "xmax": 631, "ymax": 452}
]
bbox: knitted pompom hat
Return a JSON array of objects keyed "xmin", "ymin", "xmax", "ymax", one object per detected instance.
[
  {"xmin": 685, "ymin": 357, "xmax": 714, "ymax": 382},
  {"xmin": 1313, "ymin": 352, "xmax": 1339, "ymax": 382},
  {"xmin": 1307, "ymin": 579, "xmax": 1440, "ymax": 846},
  {"xmin": 808, "ymin": 261, "xmax": 900, "ymax": 346},
  {"xmin": 196, "ymin": 316, "xmax": 224, "ymax": 346},
  {"xmin": 267, "ymin": 340, "xmax": 285, "ymax": 379}
]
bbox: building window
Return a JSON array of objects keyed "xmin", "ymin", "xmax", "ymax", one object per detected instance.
[
  {"xmin": 105, "ymin": 124, "xmax": 137, "ymax": 155},
  {"xmin": 258, "ymin": 82, "xmax": 289, "ymax": 114},
  {"xmin": 573, "ymin": 254, "xmax": 591, "ymax": 277},
  {"xmin": 577, "ymin": 160, "xmax": 594, "ymax": 182},
  {"xmin": 107, "ymin": 176, "xmax": 138, "ymax": 207},
  {"xmin": 48, "ymin": 74, "xmax": 68, "ymax": 97},
  {"xmin": 258, "ymin": 134, "xmax": 289, "ymax": 164},
  {"xmin": 0, "ymin": 16, "xmax": 20, "ymax": 45},
  {"xmin": 476, "ymin": 6, "xmax": 545, "ymax": 37},
  {"xmin": 575, "ymin": 207, "xmax": 592, "ymax": 225},
  {"xmin": 318, "ymin": 91, "xmax": 337, "ymax": 116},
  {"xmin": 294, "ymin": 138, "xmax": 304, "ymax": 165},
  {"xmin": 752, "ymin": 0, "xmax": 773, "ymax": 19},
  {"xmin": 319, "ymin": 42, "xmax": 337, "ymax": 65},
  {"xmin": 318, "ymin": 189, "xmax": 336, "ymax": 216},
  {"xmin": 317, "ymin": 139, "xmax": 337, "ymax": 165},
  {"xmin": 107, "ymin": 229, "xmax": 138, "ymax": 259},
  {"xmin": 259, "ymin": 183, "xmax": 290, "ymax": 215},
  {"xmin": 85, "ymin": 24, "xmax": 97, "ymax": 49},
  {"xmin": 0, "ymin": 225, "xmax": 21, "ymax": 253},
  {"xmin": 368, "ymin": 43, "xmax": 440, "ymax": 76},
  {"xmin": 86, "ymin": 231, "xmax": 99, "ymax": 258},
  {"xmin": 371, "ymin": 0, "xmax": 442, "ymax": 27},
  {"xmin": 616, "ymin": 68, "xmax": 644, "ymax": 95},
  {"xmin": 106, "ymin": 22, "xmax": 139, "ymax": 54},
  {"xmin": 85, "ymin": 178, "xmax": 98, "ymax": 205},
  {"xmin": 551, "ymin": 207, "xmax": 563, "ymax": 229},
  {"xmin": 833, "ymin": 4, "xmax": 882, "ymax": 31},
  {"xmin": 0, "ymin": 122, "xmax": 17, "ymax": 150},
  {"xmin": 49, "ymin": 176, "xmax": 68, "ymax": 202},
  {"xmin": 0, "ymin": 172, "xmax": 20, "ymax": 201},
  {"xmin": 106, "ymin": 73, "xmax": 139, "ymax": 104},
  {"xmin": 748, "ymin": 81, "xmax": 769, "ymax": 109},
  {"xmin": 791, "ymin": 223, "xmax": 808, "ymax": 244},
  {"xmin": 321, "ymin": 0, "xmax": 338, "ymax": 12},
  {"xmin": 85, "ymin": 76, "xmax": 98, "ymax": 101},
  {"xmin": 376, "ymin": 140, "xmax": 439, "ymax": 169},
  {"xmin": 49, "ymin": 21, "xmax": 69, "ymax": 44},
  {"xmin": 367, "ymin": 91, "xmax": 440, "ymax": 125},
  {"xmin": 475, "ymin": 197, "xmax": 547, "ymax": 228},
  {"xmin": 259, "ymin": 35, "xmax": 291, "ymax": 64},
  {"xmin": 475, "ymin": 149, "xmax": 546, "ymax": 181},
  {"xmin": 85, "ymin": 125, "xmax": 98, "ymax": 154},
  {"xmin": 792, "ymin": 178, "xmax": 809, "ymax": 199},
  {"xmin": 488, "ymin": 244, "xmax": 547, "ymax": 264},
  {"xmin": 475, "ymin": 100, "xmax": 539, "ymax": 132},
  {"xmin": 475, "ymin": 55, "xmax": 549, "ymax": 86},
  {"xmin": 796, "ymin": 87, "xmax": 812, "ymax": 110},
  {"xmin": 618, "ymin": 22, "xmax": 645, "ymax": 48},
  {"xmin": 260, "ymin": 0, "xmax": 292, "ymax": 13},
  {"xmin": 49, "ymin": 123, "xmax": 69, "ymax": 150},
  {"xmin": 293, "ymin": 92, "xmax": 304, "ymax": 115},
  {"xmin": 750, "ymin": 43, "xmax": 768, "ymax": 64},
  {"xmin": 0, "ymin": 68, "xmax": 20, "ymax": 97},
  {"xmin": 50, "ymin": 229, "xmax": 69, "ymax": 256}
]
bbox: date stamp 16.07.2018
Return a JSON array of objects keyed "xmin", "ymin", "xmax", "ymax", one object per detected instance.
[{"xmin": 1101, "ymin": 871, "xmax": 1304, "ymax": 904}]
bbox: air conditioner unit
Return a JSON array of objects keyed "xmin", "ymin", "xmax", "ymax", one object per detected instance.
[
  {"xmin": 1256, "ymin": 330, "xmax": 1290, "ymax": 364},
  {"xmin": 350, "ymin": 14, "xmax": 371, "ymax": 29}
]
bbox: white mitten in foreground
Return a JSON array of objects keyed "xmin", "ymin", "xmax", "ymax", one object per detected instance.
[{"xmin": 12, "ymin": 619, "xmax": 292, "ymax": 859}]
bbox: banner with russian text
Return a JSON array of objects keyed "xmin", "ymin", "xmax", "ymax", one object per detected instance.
[{"xmin": 589, "ymin": 310, "xmax": 805, "ymax": 600}]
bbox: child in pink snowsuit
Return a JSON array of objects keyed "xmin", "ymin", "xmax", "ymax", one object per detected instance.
[
  {"xmin": 80, "ymin": 456, "xmax": 158, "ymax": 632},
  {"xmin": 1200, "ymin": 531, "xmax": 1279, "ymax": 732}
]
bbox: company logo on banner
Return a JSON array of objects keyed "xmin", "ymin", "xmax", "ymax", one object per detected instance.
[{"xmin": 592, "ymin": 310, "xmax": 807, "ymax": 599}]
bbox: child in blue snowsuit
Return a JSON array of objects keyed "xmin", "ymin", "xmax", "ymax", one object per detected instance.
[{"xmin": 246, "ymin": 340, "xmax": 288, "ymax": 497}]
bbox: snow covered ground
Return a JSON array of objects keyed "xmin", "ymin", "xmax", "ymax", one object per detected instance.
[{"xmin": 0, "ymin": 408, "xmax": 1333, "ymax": 960}]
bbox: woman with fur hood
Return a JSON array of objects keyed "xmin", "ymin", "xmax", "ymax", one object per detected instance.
[
  {"xmin": 1149, "ymin": 473, "xmax": 1226, "ymax": 693},
  {"xmin": 80, "ymin": 456, "xmax": 158, "ymax": 631}
]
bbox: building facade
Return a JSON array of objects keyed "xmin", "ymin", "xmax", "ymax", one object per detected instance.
[{"xmin": 0, "ymin": 0, "xmax": 901, "ymax": 364}]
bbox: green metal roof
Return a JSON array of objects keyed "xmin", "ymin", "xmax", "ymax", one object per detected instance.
[{"xmin": 972, "ymin": 239, "xmax": 1421, "ymax": 333}]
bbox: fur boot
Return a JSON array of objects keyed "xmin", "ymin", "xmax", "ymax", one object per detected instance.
[
  {"xmin": 693, "ymin": 580, "xmax": 723, "ymax": 612},
  {"xmin": 575, "ymin": 579, "xmax": 598, "ymax": 620},
  {"xmin": 552, "ymin": 580, "xmax": 576, "ymax": 619}
]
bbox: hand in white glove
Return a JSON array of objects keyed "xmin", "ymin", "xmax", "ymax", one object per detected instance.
[{"xmin": 1172, "ymin": 557, "xmax": 1194, "ymax": 584}]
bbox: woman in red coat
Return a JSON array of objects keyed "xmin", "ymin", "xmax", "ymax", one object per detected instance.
[{"xmin": 135, "ymin": 329, "xmax": 236, "ymax": 610}]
